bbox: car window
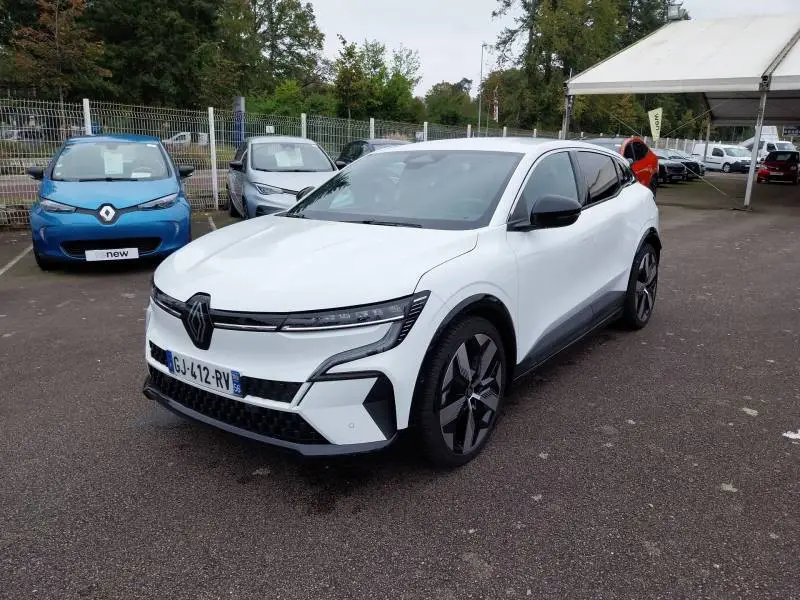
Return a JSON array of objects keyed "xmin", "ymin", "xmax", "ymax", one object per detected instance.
[
  {"xmin": 233, "ymin": 143, "xmax": 247, "ymax": 161},
  {"xmin": 712, "ymin": 148, "xmax": 724, "ymax": 157},
  {"xmin": 510, "ymin": 152, "xmax": 578, "ymax": 222},
  {"xmin": 766, "ymin": 151, "xmax": 799, "ymax": 162},
  {"xmin": 632, "ymin": 142, "xmax": 649, "ymax": 161},
  {"xmin": 615, "ymin": 158, "xmax": 636, "ymax": 185},
  {"xmin": 285, "ymin": 150, "xmax": 523, "ymax": 230},
  {"xmin": 576, "ymin": 151, "xmax": 622, "ymax": 205},
  {"xmin": 767, "ymin": 143, "xmax": 776, "ymax": 152},
  {"xmin": 251, "ymin": 141, "xmax": 333, "ymax": 172},
  {"xmin": 241, "ymin": 150, "xmax": 248, "ymax": 172},
  {"xmin": 357, "ymin": 142, "xmax": 371, "ymax": 158},
  {"xmin": 622, "ymin": 143, "xmax": 635, "ymax": 161},
  {"xmin": 51, "ymin": 141, "xmax": 170, "ymax": 181},
  {"xmin": 339, "ymin": 142, "xmax": 358, "ymax": 161}
]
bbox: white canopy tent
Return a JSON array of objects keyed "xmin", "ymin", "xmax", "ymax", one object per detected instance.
[{"xmin": 565, "ymin": 14, "xmax": 800, "ymax": 208}]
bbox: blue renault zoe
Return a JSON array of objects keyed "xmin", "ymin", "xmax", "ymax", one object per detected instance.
[{"xmin": 28, "ymin": 134, "xmax": 194, "ymax": 270}]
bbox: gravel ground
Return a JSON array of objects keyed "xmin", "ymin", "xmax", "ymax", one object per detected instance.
[{"xmin": 0, "ymin": 201, "xmax": 798, "ymax": 600}]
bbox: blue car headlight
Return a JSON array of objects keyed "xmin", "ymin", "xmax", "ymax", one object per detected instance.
[
  {"xmin": 40, "ymin": 198, "xmax": 76, "ymax": 213},
  {"xmin": 253, "ymin": 183, "xmax": 284, "ymax": 195},
  {"xmin": 139, "ymin": 193, "xmax": 179, "ymax": 210}
]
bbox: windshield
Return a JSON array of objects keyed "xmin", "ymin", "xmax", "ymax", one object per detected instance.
[
  {"xmin": 775, "ymin": 142, "xmax": 795, "ymax": 151},
  {"xmin": 52, "ymin": 141, "xmax": 170, "ymax": 181},
  {"xmin": 285, "ymin": 150, "xmax": 523, "ymax": 230},
  {"xmin": 588, "ymin": 141, "xmax": 622, "ymax": 152},
  {"xmin": 724, "ymin": 147, "xmax": 750, "ymax": 157},
  {"xmin": 251, "ymin": 141, "xmax": 333, "ymax": 172},
  {"xmin": 652, "ymin": 149, "xmax": 670, "ymax": 158}
]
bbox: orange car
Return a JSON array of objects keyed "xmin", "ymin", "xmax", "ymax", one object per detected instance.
[{"xmin": 584, "ymin": 137, "xmax": 659, "ymax": 193}]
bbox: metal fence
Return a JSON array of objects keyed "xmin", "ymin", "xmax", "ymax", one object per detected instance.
[{"xmin": 0, "ymin": 97, "xmax": 713, "ymax": 227}]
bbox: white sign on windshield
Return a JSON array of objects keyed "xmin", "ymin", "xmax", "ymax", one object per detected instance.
[{"xmin": 103, "ymin": 151, "xmax": 124, "ymax": 175}]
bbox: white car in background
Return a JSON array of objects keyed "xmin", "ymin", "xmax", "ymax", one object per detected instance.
[
  {"xmin": 144, "ymin": 138, "xmax": 661, "ymax": 467},
  {"xmin": 226, "ymin": 136, "xmax": 337, "ymax": 218}
]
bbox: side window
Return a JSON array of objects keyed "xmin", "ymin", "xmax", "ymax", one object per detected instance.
[
  {"xmin": 577, "ymin": 152, "xmax": 622, "ymax": 205},
  {"xmin": 510, "ymin": 152, "xmax": 579, "ymax": 221},
  {"xmin": 340, "ymin": 142, "xmax": 357, "ymax": 161},
  {"xmin": 632, "ymin": 142, "xmax": 649, "ymax": 161},
  {"xmin": 233, "ymin": 143, "xmax": 247, "ymax": 161},
  {"xmin": 615, "ymin": 159, "xmax": 636, "ymax": 185},
  {"xmin": 767, "ymin": 143, "xmax": 776, "ymax": 152},
  {"xmin": 357, "ymin": 142, "xmax": 371, "ymax": 158},
  {"xmin": 712, "ymin": 148, "xmax": 724, "ymax": 157},
  {"xmin": 622, "ymin": 143, "xmax": 635, "ymax": 161}
]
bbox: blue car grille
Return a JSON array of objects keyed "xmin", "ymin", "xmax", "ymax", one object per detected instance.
[{"xmin": 61, "ymin": 237, "xmax": 161, "ymax": 257}]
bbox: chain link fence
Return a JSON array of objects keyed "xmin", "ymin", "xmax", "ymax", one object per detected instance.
[{"xmin": 0, "ymin": 96, "xmax": 711, "ymax": 227}]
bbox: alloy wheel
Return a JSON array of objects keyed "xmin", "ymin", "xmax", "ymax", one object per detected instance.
[
  {"xmin": 635, "ymin": 250, "xmax": 658, "ymax": 322},
  {"xmin": 438, "ymin": 334, "xmax": 503, "ymax": 455}
]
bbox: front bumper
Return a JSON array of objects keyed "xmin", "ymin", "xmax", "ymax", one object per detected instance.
[
  {"xmin": 30, "ymin": 202, "xmax": 191, "ymax": 261},
  {"xmin": 143, "ymin": 291, "xmax": 443, "ymax": 454},
  {"xmin": 243, "ymin": 192, "xmax": 296, "ymax": 218}
]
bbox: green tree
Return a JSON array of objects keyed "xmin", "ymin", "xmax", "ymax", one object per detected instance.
[
  {"xmin": 391, "ymin": 45, "xmax": 421, "ymax": 88},
  {"xmin": 424, "ymin": 79, "xmax": 473, "ymax": 126},
  {"xmin": 10, "ymin": 0, "xmax": 110, "ymax": 101},
  {"xmin": 1, "ymin": 0, "xmax": 38, "ymax": 46},
  {"xmin": 85, "ymin": 0, "xmax": 222, "ymax": 106},
  {"xmin": 333, "ymin": 36, "xmax": 370, "ymax": 119}
]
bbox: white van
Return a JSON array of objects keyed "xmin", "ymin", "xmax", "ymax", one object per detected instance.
[
  {"xmin": 741, "ymin": 139, "xmax": 796, "ymax": 163},
  {"xmin": 692, "ymin": 143, "xmax": 753, "ymax": 173}
]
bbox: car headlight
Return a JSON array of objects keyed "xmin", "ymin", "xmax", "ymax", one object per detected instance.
[
  {"xmin": 139, "ymin": 193, "xmax": 178, "ymax": 210},
  {"xmin": 253, "ymin": 183, "xmax": 284, "ymax": 195},
  {"xmin": 40, "ymin": 198, "xmax": 76, "ymax": 213}
]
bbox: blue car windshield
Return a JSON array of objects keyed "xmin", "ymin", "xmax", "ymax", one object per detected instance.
[{"xmin": 51, "ymin": 142, "xmax": 171, "ymax": 181}]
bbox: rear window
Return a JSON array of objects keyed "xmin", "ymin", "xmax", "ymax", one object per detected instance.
[
  {"xmin": 52, "ymin": 141, "xmax": 170, "ymax": 181},
  {"xmin": 765, "ymin": 151, "xmax": 799, "ymax": 162}
]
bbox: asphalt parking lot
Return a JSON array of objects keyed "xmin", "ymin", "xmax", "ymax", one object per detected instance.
[{"xmin": 1, "ymin": 191, "xmax": 799, "ymax": 599}]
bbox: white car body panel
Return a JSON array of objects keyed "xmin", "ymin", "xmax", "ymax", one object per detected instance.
[{"xmin": 145, "ymin": 137, "xmax": 661, "ymax": 454}]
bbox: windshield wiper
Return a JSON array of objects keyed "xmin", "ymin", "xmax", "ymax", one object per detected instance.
[
  {"xmin": 282, "ymin": 212, "xmax": 306, "ymax": 219},
  {"xmin": 74, "ymin": 177, "xmax": 137, "ymax": 182},
  {"xmin": 348, "ymin": 220, "xmax": 423, "ymax": 228}
]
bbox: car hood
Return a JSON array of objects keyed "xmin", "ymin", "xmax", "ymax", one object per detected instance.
[
  {"xmin": 247, "ymin": 170, "xmax": 335, "ymax": 193},
  {"xmin": 40, "ymin": 178, "xmax": 179, "ymax": 210},
  {"xmin": 155, "ymin": 217, "xmax": 478, "ymax": 312},
  {"xmin": 659, "ymin": 159, "xmax": 684, "ymax": 167}
]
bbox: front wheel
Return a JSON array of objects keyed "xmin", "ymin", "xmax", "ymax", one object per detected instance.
[
  {"xmin": 620, "ymin": 243, "xmax": 659, "ymax": 330},
  {"xmin": 722, "ymin": 163, "xmax": 731, "ymax": 173},
  {"xmin": 413, "ymin": 317, "xmax": 507, "ymax": 468},
  {"xmin": 228, "ymin": 189, "xmax": 240, "ymax": 218}
]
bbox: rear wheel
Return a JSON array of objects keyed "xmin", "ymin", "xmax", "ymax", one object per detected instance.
[
  {"xmin": 413, "ymin": 317, "xmax": 506, "ymax": 468},
  {"xmin": 620, "ymin": 243, "xmax": 658, "ymax": 330}
]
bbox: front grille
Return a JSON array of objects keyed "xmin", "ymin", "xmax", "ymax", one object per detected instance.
[
  {"xmin": 148, "ymin": 367, "xmax": 326, "ymax": 444},
  {"xmin": 255, "ymin": 205, "xmax": 282, "ymax": 217},
  {"xmin": 667, "ymin": 165, "xmax": 684, "ymax": 174},
  {"xmin": 148, "ymin": 342, "xmax": 301, "ymax": 403},
  {"xmin": 62, "ymin": 237, "xmax": 161, "ymax": 257}
]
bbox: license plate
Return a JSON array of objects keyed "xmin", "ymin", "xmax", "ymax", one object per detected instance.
[
  {"xmin": 85, "ymin": 247, "xmax": 139, "ymax": 261},
  {"xmin": 773, "ymin": 171, "xmax": 785, "ymax": 176},
  {"xmin": 166, "ymin": 350, "xmax": 242, "ymax": 396}
]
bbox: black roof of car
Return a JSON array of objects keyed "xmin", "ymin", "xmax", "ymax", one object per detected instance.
[{"xmin": 359, "ymin": 139, "xmax": 411, "ymax": 145}]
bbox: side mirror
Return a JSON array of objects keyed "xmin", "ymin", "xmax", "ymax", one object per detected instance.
[
  {"xmin": 27, "ymin": 165, "xmax": 44, "ymax": 180},
  {"xmin": 509, "ymin": 195, "xmax": 582, "ymax": 232},
  {"xmin": 335, "ymin": 159, "xmax": 348, "ymax": 169},
  {"xmin": 178, "ymin": 165, "xmax": 194, "ymax": 179},
  {"xmin": 296, "ymin": 186, "xmax": 315, "ymax": 201},
  {"xmin": 229, "ymin": 160, "xmax": 243, "ymax": 171}
]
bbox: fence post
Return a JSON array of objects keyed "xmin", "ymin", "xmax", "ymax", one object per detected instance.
[
  {"xmin": 301, "ymin": 113, "xmax": 307, "ymax": 138},
  {"xmin": 369, "ymin": 117, "xmax": 375, "ymax": 139},
  {"xmin": 208, "ymin": 107, "xmax": 219, "ymax": 210},
  {"xmin": 423, "ymin": 122, "xmax": 428, "ymax": 141},
  {"xmin": 502, "ymin": 126, "xmax": 507, "ymax": 137},
  {"xmin": 533, "ymin": 128, "xmax": 537, "ymax": 138},
  {"xmin": 467, "ymin": 124, "xmax": 472, "ymax": 138},
  {"xmin": 82, "ymin": 99, "xmax": 92, "ymax": 135}
]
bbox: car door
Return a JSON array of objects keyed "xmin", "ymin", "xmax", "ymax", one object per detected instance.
[
  {"xmin": 506, "ymin": 150, "xmax": 601, "ymax": 369},
  {"xmin": 709, "ymin": 147, "xmax": 724, "ymax": 170},
  {"xmin": 575, "ymin": 151, "xmax": 638, "ymax": 320}
]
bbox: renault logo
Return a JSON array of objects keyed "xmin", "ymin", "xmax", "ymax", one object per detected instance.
[
  {"xmin": 98, "ymin": 204, "xmax": 116, "ymax": 223},
  {"xmin": 182, "ymin": 293, "xmax": 213, "ymax": 350}
]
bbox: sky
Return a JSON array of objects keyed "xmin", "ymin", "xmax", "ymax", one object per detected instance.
[{"xmin": 309, "ymin": 0, "xmax": 800, "ymax": 97}]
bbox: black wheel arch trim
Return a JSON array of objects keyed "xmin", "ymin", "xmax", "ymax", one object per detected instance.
[
  {"xmin": 423, "ymin": 294, "xmax": 517, "ymax": 386},
  {"xmin": 638, "ymin": 227, "xmax": 662, "ymax": 256}
]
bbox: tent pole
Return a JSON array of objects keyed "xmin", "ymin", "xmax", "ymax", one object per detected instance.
[
  {"xmin": 703, "ymin": 120, "xmax": 711, "ymax": 163},
  {"xmin": 561, "ymin": 94, "xmax": 573, "ymax": 140},
  {"xmin": 744, "ymin": 89, "xmax": 768, "ymax": 209}
]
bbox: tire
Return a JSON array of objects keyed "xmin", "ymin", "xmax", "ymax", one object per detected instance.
[
  {"xmin": 412, "ymin": 317, "xmax": 507, "ymax": 468},
  {"xmin": 620, "ymin": 242, "xmax": 659, "ymax": 330},
  {"xmin": 228, "ymin": 190, "xmax": 240, "ymax": 218},
  {"xmin": 33, "ymin": 248, "xmax": 57, "ymax": 271},
  {"xmin": 722, "ymin": 163, "xmax": 731, "ymax": 173}
]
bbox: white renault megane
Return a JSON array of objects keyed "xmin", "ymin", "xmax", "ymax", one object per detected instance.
[{"xmin": 144, "ymin": 137, "xmax": 660, "ymax": 467}]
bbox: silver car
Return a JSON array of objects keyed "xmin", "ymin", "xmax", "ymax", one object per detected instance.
[{"xmin": 227, "ymin": 136, "xmax": 337, "ymax": 218}]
